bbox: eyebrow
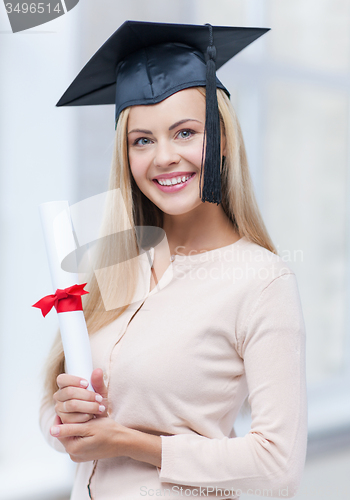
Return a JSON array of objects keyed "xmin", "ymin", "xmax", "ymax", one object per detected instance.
[
  {"xmin": 168, "ymin": 118, "xmax": 202, "ymax": 131},
  {"xmin": 128, "ymin": 128, "xmax": 152, "ymax": 135},
  {"xmin": 128, "ymin": 119, "xmax": 202, "ymax": 135}
]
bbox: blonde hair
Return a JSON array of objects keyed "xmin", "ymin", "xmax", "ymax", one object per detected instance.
[{"xmin": 41, "ymin": 87, "xmax": 276, "ymax": 404}]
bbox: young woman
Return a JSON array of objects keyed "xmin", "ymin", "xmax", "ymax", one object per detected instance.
[{"xmin": 40, "ymin": 21, "xmax": 307, "ymax": 500}]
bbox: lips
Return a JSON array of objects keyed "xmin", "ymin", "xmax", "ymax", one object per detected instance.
[
  {"xmin": 152, "ymin": 173, "xmax": 196, "ymax": 192},
  {"xmin": 153, "ymin": 171, "xmax": 196, "ymax": 181}
]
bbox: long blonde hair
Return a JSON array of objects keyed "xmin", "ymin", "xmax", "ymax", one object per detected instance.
[{"xmin": 42, "ymin": 87, "xmax": 276, "ymax": 403}]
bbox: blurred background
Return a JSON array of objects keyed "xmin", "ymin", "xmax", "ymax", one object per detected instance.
[{"xmin": 1, "ymin": 0, "xmax": 350, "ymax": 498}]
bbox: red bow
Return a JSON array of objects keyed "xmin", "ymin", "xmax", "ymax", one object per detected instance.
[{"xmin": 32, "ymin": 283, "xmax": 89, "ymax": 317}]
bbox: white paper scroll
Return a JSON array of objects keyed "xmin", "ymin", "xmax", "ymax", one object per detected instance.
[{"xmin": 39, "ymin": 201, "xmax": 94, "ymax": 391}]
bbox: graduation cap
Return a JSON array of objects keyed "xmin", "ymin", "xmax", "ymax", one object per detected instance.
[{"xmin": 57, "ymin": 21, "xmax": 270, "ymax": 204}]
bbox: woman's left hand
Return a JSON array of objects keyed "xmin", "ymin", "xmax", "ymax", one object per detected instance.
[{"xmin": 50, "ymin": 415, "xmax": 129, "ymax": 462}]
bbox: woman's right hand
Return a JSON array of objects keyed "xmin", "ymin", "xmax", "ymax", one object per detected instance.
[{"xmin": 53, "ymin": 369, "xmax": 108, "ymax": 424}]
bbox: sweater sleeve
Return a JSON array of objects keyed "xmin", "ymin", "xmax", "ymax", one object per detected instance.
[
  {"xmin": 39, "ymin": 398, "xmax": 67, "ymax": 454},
  {"xmin": 157, "ymin": 273, "xmax": 308, "ymax": 498}
]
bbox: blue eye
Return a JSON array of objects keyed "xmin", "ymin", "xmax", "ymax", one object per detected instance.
[
  {"xmin": 135, "ymin": 137, "xmax": 151, "ymax": 146},
  {"xmin": 178, "ymin": 129, "xmax": 194, "ymax": 139}
]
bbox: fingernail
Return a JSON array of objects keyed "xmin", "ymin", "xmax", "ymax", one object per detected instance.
[
  {"xmin": 95, "ymin": 394, "xmax": 103, "ymax": 403},
  {"xmin": 99, "ymin": 405, "xmax": 106, "ymax": 413},
  {"xmin": 80, "ymin": 380, "xmax": 89, "ymax": 388},
  {"xmin": 51, "ymin": 426, "xmax": 60, "ymax": 436}
]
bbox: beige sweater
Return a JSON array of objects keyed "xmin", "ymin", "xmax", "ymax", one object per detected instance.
[{"xmin": 40, "ymin": 236, "xmax": 308, "ymax": 500}]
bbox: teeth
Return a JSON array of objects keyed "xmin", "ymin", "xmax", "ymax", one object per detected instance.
[{"xmin": 157, "ymin": 174, "xmax": 192, "ymax": 186}]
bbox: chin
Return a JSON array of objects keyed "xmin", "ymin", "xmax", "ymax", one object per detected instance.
[
  {"xmin": 154, "ymin": 199, "xmax": 202, "ymax": 216},
  {"xmin": 138, "ymin": 183, "xmax": 203, "ymax": 215}
]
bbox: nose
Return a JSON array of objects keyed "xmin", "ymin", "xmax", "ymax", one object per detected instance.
[{"xmin": 153, "ymin": 139, "xmax": 180, "ymax": 169}]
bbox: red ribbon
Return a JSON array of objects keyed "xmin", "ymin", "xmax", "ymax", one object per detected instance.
[{"xmin": 32, "ymin": 283, "xmax": 89, "ymax": 318}]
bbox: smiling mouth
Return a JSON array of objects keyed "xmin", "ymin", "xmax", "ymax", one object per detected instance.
[
  {"xmin": 154, "ymin": 173, "xmax": 195, "ymax": 186},
  {"xmin": 152, "ymin": 172, "xmax": 196, "ymax": 192}
]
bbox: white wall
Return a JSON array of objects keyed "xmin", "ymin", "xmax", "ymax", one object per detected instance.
[{"xmin": 0, "ymin": 5, "xmax": 80, "ymax": 499}]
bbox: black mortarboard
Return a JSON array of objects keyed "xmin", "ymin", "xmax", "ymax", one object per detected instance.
[{"xmin": 57, "ymin": 21, "xmax": 269, "ymax": 204}]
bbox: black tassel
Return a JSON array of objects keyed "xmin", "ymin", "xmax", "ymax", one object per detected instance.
[{"xmin": 199, "ymin": 24, "xmax": 222, "ymax": 205}]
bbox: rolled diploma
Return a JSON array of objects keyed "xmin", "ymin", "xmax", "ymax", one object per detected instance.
[{"xmin": 39, "ymin": 201, "xmax": 94, "ymax": 391}]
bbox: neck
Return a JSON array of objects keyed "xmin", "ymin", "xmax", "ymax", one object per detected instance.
[{"xmin": 162, "ymin": 203, "xmax": 239, "ymax": 256}]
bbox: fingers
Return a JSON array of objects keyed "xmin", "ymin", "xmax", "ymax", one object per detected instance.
[
  {"xmin": 51, "ymin": 422, "xmax": 88, "ymax": 439},
  {"xmin": 50, "ymin": 422, "xmax": 92, "ymax": 463},
  {"xmin": 56, "ymin": 412, "xmax": 94, "ymax": 424},
  {"xmin": 53, "ymin": 414, "xmax": 62, "ymax": 426},
  {"xmin": 53, "ymin": 409, "xmax": 92, "ymax": 424},
  {"xmin": 54, "ymin": 386, "xmax": 105, "ymax": 420},
  {"xmin": 54, "ymin": 371, "xmax": 109, "ymax": 422},
  {"xmin": 54, "ymin": 386, "xmax": 101, "ymax": 404},
  {"xmin": 90, "ymin": 369, "xmax": 109, "ymax": 418},
  {"xmin": 91, "ymin": 368, "xmax": 108, "ymax": 399},
  {"xmin": 54, "ymin": 373, "xmax": 107, "ymax": 424},
  {"xmin": 55, "ymin": 399, "xmax": 105, "ymax": 418},
  {"xmin": 56, "ymin": 373, "xmax": 89, "ymax": 390}
]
